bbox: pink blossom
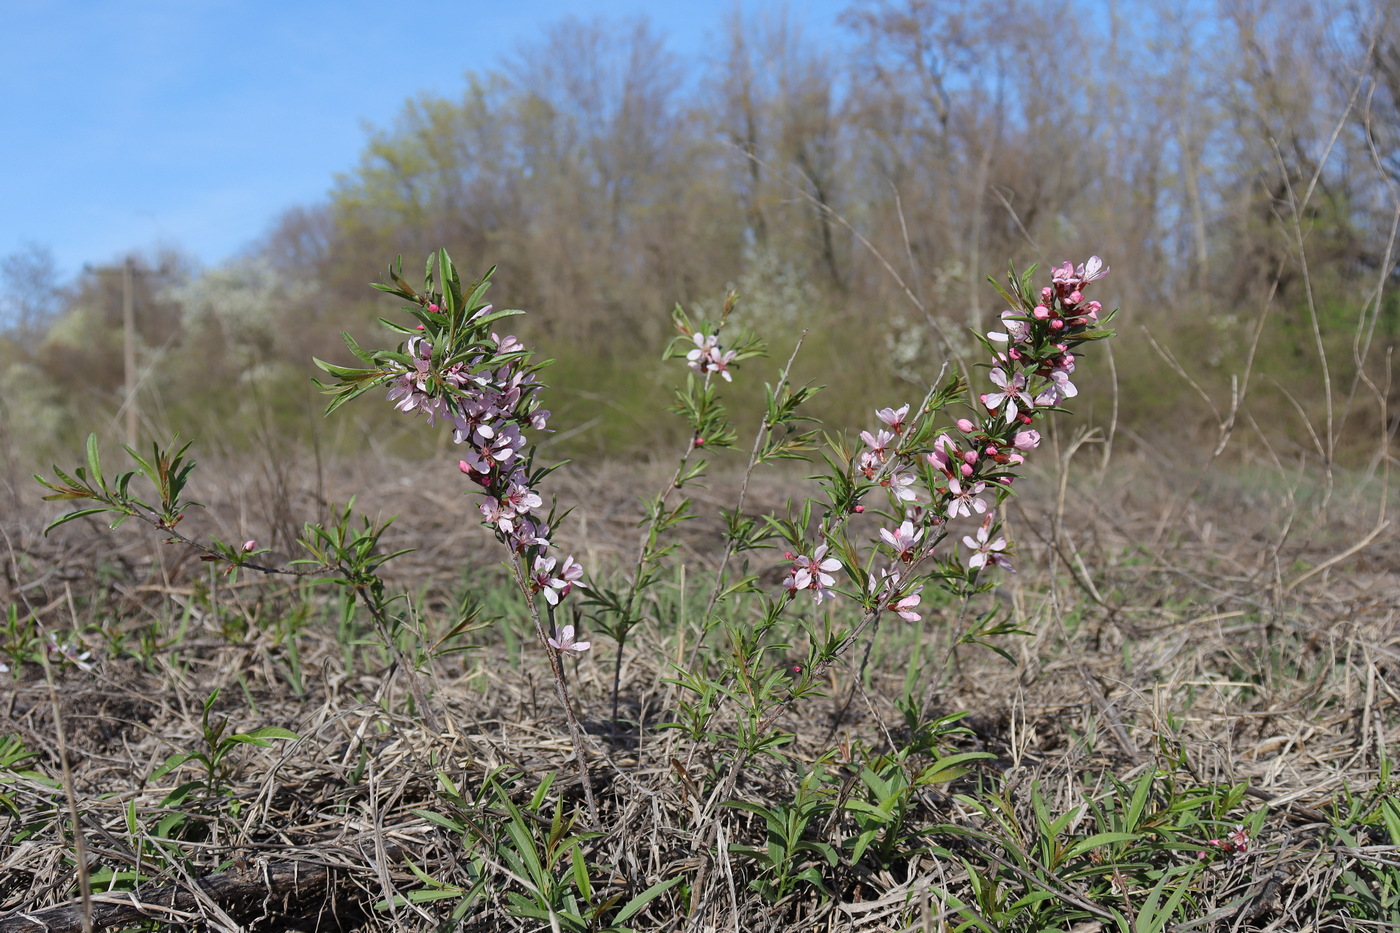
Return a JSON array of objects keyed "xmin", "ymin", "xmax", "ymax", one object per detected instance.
[
  {"xmin": 557, "ymin": 555, "xmax": 586, "ymax": 598},
  {"xmin": 510, "ymin": 517, "xmax": 551, "ymax": 552},
  {"xmin": 241, "ymin": 540, "xmax": 256, "ymax": 553},
  {"xmin": 548, "ymin": 624, "xmax": 591, "ymax": 656},
  {"xmin": 685, "ymin": 332, "xmax": 737, "ymax": 381},
  {"xmin": 963, "ymin": 516, "xmax": 1011, "ymax": 571},
  {"xmin": 927, "ymin": 434, "xmax": 957, "ymax": 475},
  {"xmin": 710, "ymin": 348, "xmax": 738, "ymax": 381},
  {"xmin": 879, "ymin": 520, "xmax": 923, "ymax": 562},
  {"xmin": 1012, "ymin": 429, "xmax": 1041, "ymax": 450},
  {"xmin": 1034, "ymin": 370, "xmax": 1078, "ymax": 407},
  {"xmin": 458, "ymin": 451, "xmax": 490, "ymax": 478},
  {"xmin": 480, "ymin": 496, "xmax": 517, "ymax": 534},
  {"xmin": 1080, "ymin": 255, "xmax": 1109, "ymax": 283},
  {"xmin": 946, "ymin": 477, "xmax": 988, "ymax": 519},
  {"xmin": 502, "ymin": 482, "xmax": 542, "ymax": 514},
  {"xmin": 531, "ymin": 555, "xmax": 570, "ymax": 605},
  {"xmin": 46, "ymin": 637, "xmax": 95, "ymax": 672},
  {"xmin": 786, "ymin": 544, "xmax": 842, "ymax": 603},
  {"xmin": 1201, "ymin": 824, "xmax": 1251, "ymax": 862},
  {"xmin": 876, "ymin": 404, "xmax": 910, "ymax": 435},
  {"xmin": 984, "ymin": 368, "xmax": 1033, "ymax": 422},
  {"xmin": 860, "ymin": 428, "xmax": 896, "ymax": 461},
  {"xmin": 880, "ymin": 469, "xmax": 919, "ymax": 502},
  {"xmin": 869, "ymin": 568, "xmax": 923, "ymax": 622},
  {"xmin": 988, "ymin": 310, "xmax": 1031, "ymax": 345},
  {"xmin": 889, "ymin": 589, "xmax": 922, "ymax": 622}
]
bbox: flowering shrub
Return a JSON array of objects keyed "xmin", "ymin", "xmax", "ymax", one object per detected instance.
[
  {"xmin": 315, "ymin": 253, "xmax": 586, "ymax": 642},
  {"xmin": 37, "ymin": 249, "xmax": 1116, "ymax": 827}
]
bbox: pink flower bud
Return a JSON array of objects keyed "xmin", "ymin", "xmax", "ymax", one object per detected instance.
[
  {"xmin": 984, "ymin": 445, "xmax": 998, "ymax": 456},
  {"xmin": 241, "ymin": 540, "xmax": 256, "ymax": 552},
  {"xmin": 963, "ymin": 450, "xmax": 979, "ymax": 465},
  {"xmin": 1040, "ymin": 287, "xmax": 1053, "ymax": 301},
  {"xmin": 852, "ymin": 504, "xmax": 865, "ymax": 513},
  {"xmin": 1049, "ymin": 319, "xmax": 1064, "ymax": 331},
  {"xmin": 1068, "ymin": 290, "xmax": 1083, "ymax": 304},
  {"xmin": 1032, "ymin": 305, "xmax": 1050, "ymax": 320},
  {"xmin": 956, "ymin": 418, "xmax": 975, "ymax": 433},
  {"xmin": 961, "ymin": 463, "xmax": 974, "ymax": 477},
  {"xmin": 428, "ymin": 303, "xmax": 440, "ymax": 313}
]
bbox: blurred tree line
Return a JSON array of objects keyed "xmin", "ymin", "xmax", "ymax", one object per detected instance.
[{"xmin": 4, "ymin": 0, "xmax": 1400, "ymax": 477}]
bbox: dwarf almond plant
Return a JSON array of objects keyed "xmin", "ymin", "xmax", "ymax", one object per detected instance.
[{"xmin": 35, "ymin": 248, "xmax": 1125, "ymax": 925}]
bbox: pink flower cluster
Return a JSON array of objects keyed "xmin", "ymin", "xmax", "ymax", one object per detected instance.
[
  {"xmin": 381, "ymin": 303, "xmax": 589, "ymax": 647},
  {"xmin": 1200, "ymin": 824, "xmax": 1251, "ymax": 862},
  {"xmin": 833, "ymin": 257, "xmax": 1110, "ymax": 612},
  {"xmin": 686, "ymin": 332, "xmax": 737, "ymax": 382},
  {"xmin": 781, "ymin": 545, "xmax": 842, "ymax": 604}
]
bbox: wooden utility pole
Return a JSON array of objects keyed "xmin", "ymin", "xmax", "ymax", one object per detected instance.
[
  {"xmin": 123, "ymin": 257, "xmax": 136, "ymax": 448},
  {"xmin": 87, "ymin": 258, "xmax": 159, "ymax": 449}
]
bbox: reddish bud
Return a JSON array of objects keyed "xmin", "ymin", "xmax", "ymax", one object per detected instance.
[{"xmin": 852, "ymin": 504, "xmax": 865, "ymax": 513}]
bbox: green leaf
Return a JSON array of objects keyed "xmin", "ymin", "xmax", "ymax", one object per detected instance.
[
  {"xmin": 85, "ymin": 433, "xmax": 103, "ymax": 492},
  {"xmin": 405, "ymin": 888, "xmax": 468, "ymax": 904},
  {"xmin": 150, "ymin": 751, "xmax": 195, "ymax": 782},
  {"xmin": 1063, "ymin": 831, "xmax": 1140, "ymax": 861},
  {"xmin": 234, "ymin": 726, "xmax": 300, "ymax": 742},
  {"xmin": 611, "ymin": 876, "xmax": 682, "ymax": 925},
  {"xmin": 43, "ymin": 508, "xmax": 117, "ymax": 534}
]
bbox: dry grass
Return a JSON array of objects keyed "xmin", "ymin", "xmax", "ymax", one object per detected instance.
[{"xmin": 1, "ymin": 444, "xmax": 1397, "ymax": 932}]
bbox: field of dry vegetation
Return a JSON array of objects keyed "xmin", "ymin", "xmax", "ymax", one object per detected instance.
[
  {"xmin": 1, "ymin": 429, "xmax": 1397, "ymax": 931},
  {"xmin": 4, "ymin": 1, "xmax": 1400, "ymax": 930}
]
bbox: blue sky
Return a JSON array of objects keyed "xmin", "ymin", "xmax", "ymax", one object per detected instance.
[{"xmin": 1, "ymin": 1, "xmax": 852, "ymax": 280}]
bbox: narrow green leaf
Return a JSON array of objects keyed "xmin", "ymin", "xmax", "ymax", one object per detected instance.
[
  {"xmin": 43, "ymin": 508, "xmax": 116, "ymax": 534},
  {"xmin": 611, "ymin": 876, "xmax": 683, "ymax": 924},
  {"xmin": 1063, "ymin": 831, "xmax": 1140, "ymax": 861}
]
